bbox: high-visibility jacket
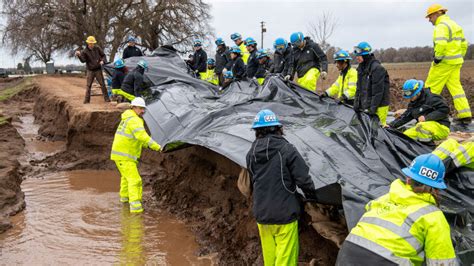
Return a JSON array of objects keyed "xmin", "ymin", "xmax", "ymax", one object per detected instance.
[
  {"xmin": 111, "ymin": 109, "xmax": 161, "ymax": 162},
  {"xmin": 432, "ymin": 138, "xmax": 474, "ymax": 169},
  {"xmin": 345, "ymin": 179, "xmax": 456, "ymax": 266},
  {"xmin": 200, "ymin": 68, "xmax": 219, "ymax": 85},
  {"xmin": 433, "ymin": 15, "xmax": 468, "ymax": 65},
  {"xmin": 326, "ymin": 67, "xmax": 357, "ymax": 100},
  {"xmin": 239, "ymin": 42, "xmax": 250, "ymax": 64}
]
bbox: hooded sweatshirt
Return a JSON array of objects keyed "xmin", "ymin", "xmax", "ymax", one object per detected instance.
[{"xmin": 246, "ymin": 134, "xmax": 318, "ymax": 224}]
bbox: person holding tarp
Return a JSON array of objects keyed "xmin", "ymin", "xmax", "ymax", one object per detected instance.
[
  {"xmin": 246, "ymin": 109, "xmax": 318, "ymax": 266},
  {"xmin": 245, "ymin": 37, "xmax": 259, "ymax": 79},
  {"xmin": 336, "ymin": 153, "xmax": 457, "ymax": 266},
  {"xmin": 191, "ymin": 39, "xmax": 207, "ymax": 78},
  {"xmin": 200, "ymin": 58, "xmax": 219, "ymax": 85},
  {"xmin": 120, "ymin": 59, "xmax": 149, "ymax": 101},
  {"xmin": 111, "ymin": 59, "xmax": 129, "ymax": 102},
  {"xmin": 215, "ymin": 38, "xmax": 231, "ymax": 85},
  {"xmin": 111, "ymin": 97, "xmax": 162, "ymax": 213},
  {"xmin": 353, "ymin": 41, "xmax": 390, "ymax": 126},
  {"xmin": 432, "ymin": 137, "xmax": 473, "ymax": 173},
  {"xmin": 224, "ymin": 46, "xmax": 246, "ymax": 81},
  {"xmin": 389, "ymin": 79, "xmax": 450, "ymax": 143},
  {"xmin": 270, "ymin": 38, "xmax": 292, "ymax": 77},
  {"xmin": 255, "ymin": 49, "xmax": 273, "ymax": 85},
  {"xmin": 286, "ymin": 32, "xmax": 328, "ymax": 92},
  {"xmin": 218, "ymin": 70, "xmax": 235, "ymax": 92},
  {"xmin": 323, "ymin": 50, "xmax": 357, "ymax": 105}
]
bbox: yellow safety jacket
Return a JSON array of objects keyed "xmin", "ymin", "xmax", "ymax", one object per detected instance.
[
  {"xmin": 239, "ymin": 42, "xmax": 250, "ymax": 64},
  {"xmin": 432, "ymin": 138, "xmax": 474, "ymax": 169},
  {"xmin": 200, "ymin": 68, "xmax": 219, "ymax": 85},
  {"xmin": 346, "ymin": 179, "xmax": 456, "ymax": 266},
  {"xmin": 433, "ymin": 15, "xmax": 468, "ymax": 65},
  {"xmin": 326, "ymin": 67, "xmax": 357, "ymax": 99},
  {"xmin": 110, "ymin": 109, "xmax": 161, "ymax": 162}
]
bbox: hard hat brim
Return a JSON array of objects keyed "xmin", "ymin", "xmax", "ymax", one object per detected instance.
[
  {"xmin": 425, "ymin": 8, "xmax": 447, "ymax": 18},
  {"xmin": 402, "ymin": 168, "xmax": 447, "ymax": 189},
  {"xmin": 251, "ymin": 121, "xmax": 282, "ymax": 129},
  {"xmin": 86, "ymin": 40, "xmax": 97, "ymax": 44}
]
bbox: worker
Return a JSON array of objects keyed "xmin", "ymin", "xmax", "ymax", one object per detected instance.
[
  {"xmin": 111, "ymin": 58, "xmax": 129, "ymax": 102},
  {"xmin": 425, "ymin": 4, "xmax": 471, "ymax": 125},
  {"xmin": 432, "ymin": 137, "xmax": 473, "ymax": 173},
  {"xmin": 218, "ymin": 70, "xmax": 235, "ymax": 92},
  {"xmin": 270, "ymin": 37, "xmax": 291, "ymax": 77},
  {"xmin": 287, "ymin": 32, "xmax": 328, "ymax": 92},
  {"xmin": 246, "ymin": 109, "xmax": 318, "ymax": 266},
  {"xmin": 111, "ymin": 97, "xmax": 161, "ymax": 213},
  {"xmin": 324, "ymin": 50, "xmax": 357, "ymax": 105},
  {"xmin": 121, "ymin": 59, "xmax": 149, "ymax": 101},
  {"xmin": 255, "ymin": 49, "xmax": 273, "ymax": 85},
  {"xmin": 353, "ymin": 41, "xmax": 390, "ymax": 126},
  {"xmin": 75, "ymin": 35, "xmax": 110, "ymax": 104},
  {"xmin": 230, "ymin": 33, "xmax": 250, "ymax": 64},
  {"xmin": 200, "ymin": 58, "xmax": 219, "ymax": 85},
  {"xmin": 191, "ymin": 39, "xmax": 207, "ymax": 78},
  {"xmin": 336, "ymin": 153, "xmax": 456, "ymax": 266},
  {"xmin": 122, "ymin": 36, "xmax": 143, "ymax": 59},
  {"xmin": 215, "ymin": 38, "xmax": 231, "ymax": 85},
  {"xmin": 224, "ymin": 46, "xmax": 246, "ymax": 80},
  {"xmin": 245, "ymin": 37, "xmax": 259, "ymax": 79},
  {"xmin": 389, "ymin": 79, "xmax": 450, "ymax": 143}
]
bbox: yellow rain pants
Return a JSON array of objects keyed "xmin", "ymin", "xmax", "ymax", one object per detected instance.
[
  {"xmin": 297, "ymin": 68, "xmax": 320, "ymax": 92},
  {"xmin": 403, "ymin": 121, "xmax": 450, "ymax": 142},
  {"xmin": 116, "ymin": 161, "xmax": 143, "ymax": 213},
  {"xmin": 257, "ymin": 220, "xmax": 299, "ymax": 266},
  {"xmin": 376, "ymin": 106, "xmax": 389, "ymax": 127}
]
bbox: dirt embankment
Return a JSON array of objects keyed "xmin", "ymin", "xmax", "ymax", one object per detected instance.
[{"xmin": 26, "ymin": 76, "xmax": 338, "ymax": 264}]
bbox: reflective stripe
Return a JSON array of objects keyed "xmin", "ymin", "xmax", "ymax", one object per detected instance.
[
  {"xmin": 131, "ymin": 127, "xmax": 145, "ymax": 134},
  {"xmin": 360, "ymin": 217, "xmax": 422, "ymax": 253},
  {"xmin": 434, "ymin": 147, "xmax": 452, "ymax": 158},
  {"xmin": 426, "ymin": 258, "xmax": 458, "ymax": 266},
  {"xmin": 434, "ymin": 37, "xmax": 448, "ymax": 41},
  {"xmin": 334, "ymin": 82, "xmax": 340, "ymax": 87},
  {"xmin": 405, "ymin": 205, "xmax": 440, "ymax": 226},
  {"xmin": 453, "ymin": 94, "xmax": 466, "ymax": 100},
  {"xmin": 457, "ymin": 108, "xmax": 471, "ymax": 114},
  {"xmin": 443, "ymin": 54, "xmax": 463, "ymax": 60},
  {"xmin": 453, "ymin": 37, "xmax": 465, "ymax": 41},
  {"xmin": 439, "ymin": 22, "xmax": 452, "ymax": 41},
  {"xmin": 130, "ymin": 201, "xmax": 142, "ymax": 211},
  {"xmin": 346, "ymin": 234, "xmax": 412, "ymax": 266},
  {"xmin": 111, "ymin": 150, "xmax": 138, "ymax": 161},
  {"xmin": 347, "ymin": 82, "xmax": 356, "ymax": 86},
  {"xmin": 120, "ymin": 197, "xmax": 129, "ymax": 202},
  {"xmin": 116, "ymin": 131, "xmax": 134, "ymax": 139},
  {"xmin": 147, "ymin": 139, "xmax": 155, "ymax": 147},
  {"xmin": 458, "ymin": 146, "xmax": 471, "ymax": 164}
]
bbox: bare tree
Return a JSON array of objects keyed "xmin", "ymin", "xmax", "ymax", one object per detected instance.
[{"xmin": 307, "ymin": 11, "xmax": 339, "ymax": 53}]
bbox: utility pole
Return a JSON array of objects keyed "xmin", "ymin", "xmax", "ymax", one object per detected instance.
[{"xmin": 260, "ymin": 21, "xmax": 266, "ymax": 49}]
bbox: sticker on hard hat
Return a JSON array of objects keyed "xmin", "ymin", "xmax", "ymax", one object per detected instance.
[
  {"xmin": 264, "ymin": 115, "xmax": 277, "ymax": 122},
  {"xmin": 419, "ymin": 166, "xmax": 438, "ymax": 180}
]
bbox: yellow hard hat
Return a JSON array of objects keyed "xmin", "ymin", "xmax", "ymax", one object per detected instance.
[
  {"xmin": 86, "ymin": 36, "xmax": 97, "ymax": 44},
  {"xmin": 425, "ymin": 4, "xmax": 447, "ymax": 18}
]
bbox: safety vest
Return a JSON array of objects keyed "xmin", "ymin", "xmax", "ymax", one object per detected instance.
[
  {"xmin": 110, "ymin": 109, "xmax": 161, "ymax": 162},
  {"xmin": 432, "ymin": 138, "xmax": 474, "ymax": 168},
  {"xmin": 200, "ymin": 68, "xmax": 219, "ymax": 85},
  {"xmin": 239, "ymin": 42, "xmax": 250, "ymax": 64},
  {"xmin": 346, "ymin": 179, "xmax": 456, "ymax": 266},
  {"xmin": 433, "ymin": 15, "xmax": 467, "ymax": 65},
  {"xmin": 326, "ymin": 67, "xmax": 357, "ymax": 99}
]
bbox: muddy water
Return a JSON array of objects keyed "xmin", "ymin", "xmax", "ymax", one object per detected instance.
[{"xmin": 1, "ymin": 115, "xmax": 212, "ymax": 265}]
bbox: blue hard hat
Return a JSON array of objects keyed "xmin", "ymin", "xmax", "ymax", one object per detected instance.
[
  {"xmin": 252, "ymin": 109, "xmax": 282, "ymax": 129},
  {"xmin": 333, "ymin": 50, "xmax": 352, "ymax": 61},
  {"xmin": 256, "ymin": 49, "xmax": 269, "ymax": 59},
  {"xmin": 114, "ymin": 58, "xmax": 125, "ymax": 69},
  {"xmin": 290, "ymin": 32, "xmax": 304, "ymax": 45},
  {"xmin": 402, "ymin": 79, "xmax": 424, "ymax": 99},
  {"xmin": 354, "ymin": 42, "xmax": 372, "ymax": 56},
  {"xmin": 273, "ymin": 38, "xmax": 288, "ymax": 50},
  {"xmin": 231, "ymin": 33, "xmax": 242, "ymax": 41},
  {"xmin": 215, "ymin": 38, "xmax": 225, "ymax": 46},
  {"xmin": 223, "ymin": 70, "xmax": 234, "ymax": 79},
  {"xmin": 230, "ymin": 46, "xmax": 241, "ymax": 54},
  {"xmin": 128, "ymin": 36, "xmax": 137, "ymax": 42},
  {"xmin": 245, "ymin": 37, "xmax": 257, "ymax": 46},
  {"xmin": 137, "ymin": 59, "xmax": 148, "ymax": 69},
  {"xmin": 194, "ymin": 39, "xmax": 202, "ymax": 47},
  {"xmin": 207, "ymin": 58, "xmax": 216, "ymax": 65},
  {"xmin": 402, "ymin": 154, "xmax": 447, "ymax": 189}
]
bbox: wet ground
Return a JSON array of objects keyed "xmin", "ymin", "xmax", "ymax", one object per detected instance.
[{"xmin": 0, "ymin": 115, "xmax": 211, "ymax": 265}]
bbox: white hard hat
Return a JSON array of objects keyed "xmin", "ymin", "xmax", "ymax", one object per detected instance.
[{"xmin": 130, "ymin": 97, "xmax": 146, "ymax": 108}]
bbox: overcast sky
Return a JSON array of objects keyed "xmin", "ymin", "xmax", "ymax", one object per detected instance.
[{"xmin": 0, "ymin": 0, "xmax": 472, "ymax": 68}]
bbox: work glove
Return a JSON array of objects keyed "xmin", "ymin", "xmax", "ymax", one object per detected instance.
[
  {"xmin": 319, "ymin": 92, "xmax": 328, "ymax": 100},
  {"xmin": 320, "ymin": 71, "xmax": 328, "ymax": 80},
  {"xmin": 284, "ymin": 75, "xmax": 291, "ymax": 81},
  {"xmin": 341, "ymin": 94, "xmax": 348, "ymax": 102},
  {"xmin": 433, "ymin": 58, "xmax": 442, "ymax": 64}
]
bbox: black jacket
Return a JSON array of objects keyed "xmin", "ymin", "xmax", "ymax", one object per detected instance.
[
  {"xmin": 389, "ymin": 89, "xmax": 450, "ymax": 128},
  {"xmin": 246, "ymin": 134, "xmax": 317, "ymax": 224},
  {"xmin": 225, "ymin": 56, "xmax": 246, "ymax": 80},
  {"xmin": 215, "ymin": 46, "xmax": 231, "ymax": 74},
  {"xmin": 78, "ymin": 46, "xmax": 106, "ymax": 71},
  {"xmin": 270, "ymin": 47, "xmax": 292, "ymax": 76},
  {"xmin": 192, "ymin": 48, "xmax": 207, "ymax": 73},
  {"xmin": 353, "ymin": 56, "xmax": 390, "ymax": 114},
  {"xmin": 255, "ymin": 59, "xmax": 273, "ymax": 79},
  {"xmin": 289, "ymin": 37, "xmax": 328, "ymax": 78},
  {"xmin": 111, "ymin": 68, "xmax": 127, "ymax": 89},
  {"xmin": 122, "ymin": 45, "xmax": 143, "ymax": 59},
  {"xmin": 121, "ymin": 67, "xmax": 146, "ymax": 96},
  {"xmin": 246, "ymin": 49, "xmax": 259, "ymax": 78}
]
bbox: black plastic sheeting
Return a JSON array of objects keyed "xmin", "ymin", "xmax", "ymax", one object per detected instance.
[{"xmin": 104, "ymin": 48, "xmax": 474, "ymax": 263}]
